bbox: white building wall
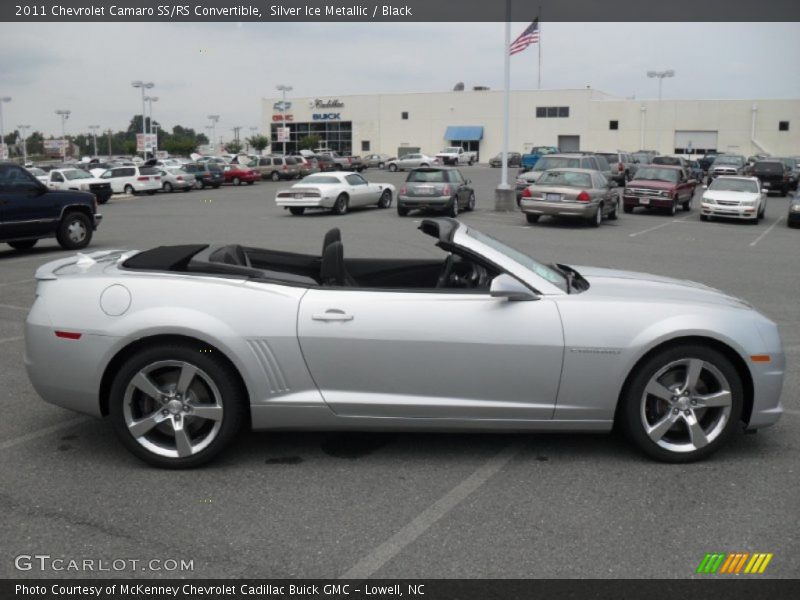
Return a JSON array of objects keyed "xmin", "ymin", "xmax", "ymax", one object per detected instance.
[{"xmin": 262, "ymin": 90, "xmax": 800, "ymax": 159}]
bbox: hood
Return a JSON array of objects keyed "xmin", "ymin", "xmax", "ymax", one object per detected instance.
[
  {"xmin": 702, "ymin": 190, "xmax": 760, "ymax": 202},
  {"xmin": 626, "ymin": 179, "xmax": 675, "ymax": 190},
  {"xmin": 570, "ymin": 265, "xmax": 751, "ymax": 309}
]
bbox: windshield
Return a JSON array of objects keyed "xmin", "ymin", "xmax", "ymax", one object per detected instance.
[
  {"xmin": 754, "ymin": 162, "xmax": 783, "ymax": 173},
  {"xmin": 408, "ymin": 170, "xmax": 446, "ymax": 183},
  {"xmin": 709, "ymin": 178, "xmax": 759, "ymax": 193},
  {"xmin": 63, "ymin": 169, "xmax": 92, "ymax": 180},
  {"xmin": 633, "ymin": 167, "xmax": 679, "ymax": 183},
  {"xmin": 464, "ymin": 228, "xmax": 568, "ymax": 292},
  {"xmin": 534, "ymin": 157, "xmax": 580, "ymax": 171},
  {"xmin": 302, "ymin": 175, "xmax": 340, "ymax": 184},
  {"xmin": 535, "ymin": 170, "xmax": 592, "ymax": 188},
  {"xmin": 713, "ymin": 156, "xmax": 744, "ymax": 167}
]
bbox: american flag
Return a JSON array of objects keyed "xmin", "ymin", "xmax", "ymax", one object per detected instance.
[{"xmin": 509, "ymin": 19, "xmax": 540, "ymax": 56}]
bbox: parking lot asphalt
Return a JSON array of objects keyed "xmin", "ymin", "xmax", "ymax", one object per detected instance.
[{"xmin": 1, "ymin": 165, "xmax": 798, "ymax": 579}]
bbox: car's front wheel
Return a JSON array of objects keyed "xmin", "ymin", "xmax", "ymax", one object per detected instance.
[
  {"xmin": 378, "ymin": 189, "xmax": 392, "ymax": 208},
  {"xmin": 56, "ymin": 212, "xmax": 92, "ymax": 250},
  {"xmin": 109, "ymin": 343, "xmax": 246, "ymax": 468},
  {"xmin": 388, "ymin": 164, "xmax": 398, "ymax": 172},
  {"xmin": 620, "ymin": 344, "xmax": 743, "ymax": 462},
  {"xmin": 332, "ymin": 194, "xmax": 349, "ymax": 215}
]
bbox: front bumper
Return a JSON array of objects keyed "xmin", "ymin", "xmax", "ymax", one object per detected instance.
[
  {"xmin": 623, "ymin": 194, "xmax": 673, "ymax": 209},
  {"xmin": 701, "ymin": 202, "xmax": 758, "ymax": 219},
  {"xmin": 520, "ymin": 199, "xmax": 596, "ymax": 218}
]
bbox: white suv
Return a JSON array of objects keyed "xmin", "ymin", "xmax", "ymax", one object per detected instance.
[{"xmin": 99, "ymin": 165, "xmax": 162, "ymax": 195}]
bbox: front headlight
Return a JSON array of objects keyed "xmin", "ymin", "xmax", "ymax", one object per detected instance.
[
  {"xmin": 791, "ymin": 204, "xmax": 800, "ymax": 212},
  {"xmin": 703, "ymin": 196, "xmax": 715, "ymax": 205},
  {"xmin": 660, "ymin": 190, "xmax": 671, "ymax": 198}
]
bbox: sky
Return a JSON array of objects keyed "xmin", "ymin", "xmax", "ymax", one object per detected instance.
[{"xmin": 0, "ymin": 21, "xmax": 798, "ymax": 139}]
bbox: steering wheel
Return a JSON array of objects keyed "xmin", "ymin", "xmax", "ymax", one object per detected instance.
[{"xmin": 436, "ymin": 254, "xmax": 456, "ymax": 288}]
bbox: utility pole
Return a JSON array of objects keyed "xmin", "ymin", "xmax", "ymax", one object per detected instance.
[
  {"xmin": 646, "ymin": 70, "xmax": 675, "ymax": 154},
  {"xmin": 131, "ymin": 81, "xmax": 155, "ymax": 159},
  {"xmin": 0, "ymin": 97, "xmax": 11, "ymax": 160},
  {"xmin": 55, "ymin": 109, "xmax": 71, "ymax": 162}
]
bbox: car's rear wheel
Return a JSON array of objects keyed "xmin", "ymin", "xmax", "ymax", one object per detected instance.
[
  {"xmin": 378, "ymin": 162, "xmax": 384, "ymax": 169},
  {"xmin": 589, "ymin": 204, "xmax": 602, "ymax": 227},
  {"xmin": 8, "ymin": 240, "xmax": 37, "ymax": 251},
  {"xmin": 620, "ymin": 344, "xmax": 743, "ymax": 462},
  {"xmin": 525, "ymin": 214, "xmax": 540, "ymax": 224},
  {"xmin": 124, "ymin": 184, "xmax": 134, "ymax": 195},
  {"xmin": 332, "ymin": 194, "xmax": 349, "ymax": 215},
  {"xmin": 56, "ymin": 212, "xmax": 92, "ymax": 250},
  {"xmin": 163, "ymin": 182, "xmax": 173, "ymax": 193},
  {"xmin": 109, "ymin": 343, "xmax": 246, "ymax": 469},
  {"xmin": 448, "ymin": 196, "xmax": 459, "ymax": 217},
  {"xmin": 289, "ymin": 207, "xmax": 305, "ymax": 216},
  {"xmin": 271, "ymin": 171, "xmax": 280, "ymax": 181},
  {"xmin": 466, "ymin": 192, "xmax": 476, "ymax": 211},
  {"xmin": 608, "ymin": 200, "xmax": 619, "ymax": 220},
  {"xmin": 378, "ymin": 189, "xmax": 392, "ymax": 208}
]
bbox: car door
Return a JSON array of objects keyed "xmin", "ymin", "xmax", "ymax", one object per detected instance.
[
  {"xmin": 448, "ymin": 169, "xmax": 468, "ymax": 205},
  {"xmin": 297, "ymin": 285, "xmax": 564, "ymax": 421},
  {"xmin": 48, "ymin": 171, "xmax": 65, "ymax": 190},
  {"xmin": 101, "ymin": 168, "xmax": 121, "ymax": 193},
  {"xmin": 0, "ymin": 164, "xmax": 57, "ymax": 238},
  {"xmin": 344, "ymin": 173, "xmax": 372, "ymax": 206}
]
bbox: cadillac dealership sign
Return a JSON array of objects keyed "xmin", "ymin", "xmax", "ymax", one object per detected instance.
[{"xmin": 308, "ymin": 98, "xmax": 345, "ymax": 109}]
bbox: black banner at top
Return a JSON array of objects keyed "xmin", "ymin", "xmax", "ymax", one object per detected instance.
[{"xmin": 3, "ymin": 0, "xmax": 800, "ymax": 22}]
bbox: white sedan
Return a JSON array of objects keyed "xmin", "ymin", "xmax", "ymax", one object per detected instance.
[
  {"xmin": 700, "ymin": 176, "xmax": 766, "ymax": 223},
  {"xmin": 275, "ymin": 172, "xmax": 395, "ymax": 216}
]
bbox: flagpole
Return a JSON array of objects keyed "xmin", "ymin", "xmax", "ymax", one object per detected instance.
[
  {"xmin": 494, "ymin": 0, "xmax": 515, "ymax": 211},
  {"xmin": 537, "ymin": 6, "xmax": 542, "ymax": 89}
]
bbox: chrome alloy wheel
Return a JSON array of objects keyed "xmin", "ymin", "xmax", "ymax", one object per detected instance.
[
  {"xmin": 122, "ymin": 360, "xmax": 224, "ymax": 459},
  {"xmin": 66, "ymin": 218, "xmax": 88, "ymax": 244},
  {"xmin": 640, "ymin": 358, "xmax": 733, "ymax": 453}
]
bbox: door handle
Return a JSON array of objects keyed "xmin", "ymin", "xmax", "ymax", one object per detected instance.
[{"xmin": 312, "ymin": 309, "xmax": 354, "ymax": 322}]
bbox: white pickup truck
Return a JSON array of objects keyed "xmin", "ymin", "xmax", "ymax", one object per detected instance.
[{"xmin": 435, "ymin": 146, "xmax": 477, "ymax": 166}]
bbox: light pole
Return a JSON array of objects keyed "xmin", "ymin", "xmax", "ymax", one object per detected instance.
[
  {"xmin": 17, "ymin": 124, "xmax": 30, "ymax": 164},
  {"xmin": 0, "ymin": 97, "xmax": 10, "ymax": 160},
  {"xmin": 207, "ymin": 115, "xmax": 220, "ymax": 154},
  {"xmin": 88, "ymin": 125, "xmax": 100, "ymax": 157},
  {"xmin": 131, "ymin": 80, "xmax": 154, "ymax": 159},
  {"xmin": 639, "ymin": 106, "xmax": 646, "ymax": 150},
  {"xmin": 144, "ymin": 96, "xmax": 159, "ymax": 155},
  {"xmin": 55, "ymin": 109, "xmax": 71, "ymax": 162},
  {"xmin": 276, "ymin": 84, "xmax": 292, "ymax": 156},
  {"xmin": 646, "ymin": 69, "xmax": 674, "ymax": 154}
]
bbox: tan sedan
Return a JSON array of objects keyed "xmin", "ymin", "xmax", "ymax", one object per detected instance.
[{"xmin": 519, "ymin": 168, "xmax": 620, "ymax": 227}]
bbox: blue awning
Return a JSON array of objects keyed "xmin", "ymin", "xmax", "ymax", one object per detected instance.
[{"xmin": 444, "ymin": 126, "xmax": 484, "ymax": 141}]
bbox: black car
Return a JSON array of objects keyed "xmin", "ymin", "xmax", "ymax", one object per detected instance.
[
  {"xmin": 788, "ymin": 191, "xmax": 800, "ymax": 229},
  {"xmin": 183, "ymin": 163, "xmax": 223, "ymax": 189},
  {"xmin": 0, "ymin": 162, "xmax": 102, "ymax": 251},
  {"xmin": 489, "ymin": 152, "xmax": 522, "ymax": 168},
  {"xmin": 752, "ymin": 160, "xmax": 791, "ymax": 196}
]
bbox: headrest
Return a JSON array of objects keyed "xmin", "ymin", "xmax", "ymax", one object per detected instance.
[
  {"xmin": 321, "ymin": 241, "xmax": 344, "ymax": 286},
  {"xmin": 323, "ymin": 228, "xmax": 342, "ymax": 254}
]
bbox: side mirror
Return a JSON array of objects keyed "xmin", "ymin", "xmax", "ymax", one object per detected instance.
[{"xmin": 490, "ymin": 274, "xmax": 538, "ymax": 302}]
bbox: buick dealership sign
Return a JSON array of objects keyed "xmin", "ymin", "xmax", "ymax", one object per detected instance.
[{"xmin": 312, "ymin": 113, "xmax": 341, "ymax": 121}]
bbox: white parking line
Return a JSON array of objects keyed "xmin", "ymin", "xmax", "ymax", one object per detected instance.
[
  {"xmin": 784, "ymin": 409, "xmax": 800, "ymax": 417},
  {"xmin": 0, "ymin": 278, "xmax": 35, "ymax": 287},
  {"xmin": 0, "ymin": 303, "xmax": 28, "ymax": 312},
  {"xmin": 339, "ymin": 440, "xmax": 524, "ymax": 579},
  {"xmin": 629, "ymin": 215, "xmax": 691, "ymax": 238},
  {"xmin": 0, "ymin": 416, "xmax": 89, "ymax": 452},
  {"xmin": 0, "ymin": 336, "xmax": 23, "ymax": 345},
  {"xmin": 749, "ymin": 217, "xmax": 784, "ymax": 247}
]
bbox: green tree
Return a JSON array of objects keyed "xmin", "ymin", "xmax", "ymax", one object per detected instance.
[
  {"xmin": 247, "ymin": 134, "xmax": 270, "ymax": 153},
  {"xmin": 224, "ymin": 140, "xmax": 243, "ymax": 154},
  {"xmin": 299, "ymin": 135, "xmax": 321, "ymax": 151}
]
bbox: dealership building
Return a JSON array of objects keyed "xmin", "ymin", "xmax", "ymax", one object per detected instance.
[{"xmin": 261, "ymin": 88, "xmax": 800, "ymax": 160}]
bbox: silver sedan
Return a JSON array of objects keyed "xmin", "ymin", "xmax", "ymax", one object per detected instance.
[
  {"xmin": 520, "ymin": 168, "xmax": 620, "ymax": 226},
  {"xmin": 25, "ymin": 218, "xmax": 784, "ymax": 467},
  {"xmin": 158, "ymin": 167, "xmax": 196, "ymax": 192},
  {"xmin": 386, "ymin": 153, "xmax": 440, "ymax": 172}
]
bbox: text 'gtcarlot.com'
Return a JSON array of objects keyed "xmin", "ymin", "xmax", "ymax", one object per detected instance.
[{"xmin": 14, "ymin": 554, "xmax": 194, "ymax": 572}]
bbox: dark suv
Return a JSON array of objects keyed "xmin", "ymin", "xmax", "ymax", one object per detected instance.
[
  {"xmin": 0, "ymin": 162, "xmax": 102, "ymax": 251},
  {"xmin": 183, "ymin": 163, "xmax": 223, "ymax": 189},
  {"xmin": 752, "ymin": 160, "xmax": 791, "ymax": 196}
]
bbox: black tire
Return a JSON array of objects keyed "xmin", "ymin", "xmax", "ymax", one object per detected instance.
[
  {"xmin": 247, "ymin": 181, "xmax": 254, "ymax": 185},
  {"xmin": 466, "ymin": 192, "xmax": 476, "ymax": 211},
  {"xmin": 213, "ymin": 185, "xmax": 221, "ymax": 189},
  {"xmin": 56, "ymin": 212, "xmax": 92, "ymax": 250},
  {"xmin": 700, "ymin": 214, "xmax": 709, "ymax": 221},
  {"xmin": 619, "ymin": 343, "xmax": 744, "ymax": 463},
  {"xmin": 289, "ymin": 207, "xmax": 305, "ymax": 216},
  {"xmin": 163, "ymin": 182, "xmax": 173, "ymax": 193},
  {"xmin": 388, "ymin": 164, "xmax": 398, "ymax": 172},
  {"xmin": 668, "ymin": 200, "xmax": 677, "ymax": 216},
  {"xmin": 124, "ymin": 184, "xmax": 134, "ymax": 195},
  {"xmin": 108, "ymin": 342, "xmax": 247, "ymax": 469},
  {"xmin": 397, "ymin": 206, "xmax": 409, "ymax": 216},
  {"xmin": 184, "ymin": 187, "xmax": 192, "ymax": 192},
  {"xmin": 378, "ymin": 189, "xmax": 392, "ymax": 209},
  {"xmin": 589, "ymin": 204, "xmax": 602, "ymax": 227},
  {"xmin": 146, "ymin": 191, "xmax": 156, "ymax": 196},
  {"xmin": 623, "ymin": 206, "xmax": 634, "ymax": 214},
  {"xmin": 271, "ymin": 171, "xmax": 280, "ymax": 181},
  {"xmin": 233, "ymin": 177, "xmax": 241, "ymax": 186},
  {"xmin": 682, "ymin": 197, "xmax": 692, "ymax": 211},
  {"xmin": 525, "ymin": 214, "xmax": 540, "ymax": 224},
  {"xmin": 97, "ymin": 196, "xmax": 109, "ymax": 205},
  {"xmin": 197, "ymin": 181, "xmax": 205, "ymax": 189},
  {"xmin": 332, "ymin": 194, "xmax": 349, "ymax": 216},
  {"xmin": 8, "ymin": 239, "xmax": 37, "ymax": 251},
  {"xmin": 377, "ymin": 162, "xmax": 384, "ymax": 169},
  {"xmin": 448, "ymin": 196, "xmax": 459, "ymax": 217}
]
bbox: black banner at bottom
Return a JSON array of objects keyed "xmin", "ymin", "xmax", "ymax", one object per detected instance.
[{"xmin": 3, "ymin": 579, "xmax": 800, "ymax": 600}]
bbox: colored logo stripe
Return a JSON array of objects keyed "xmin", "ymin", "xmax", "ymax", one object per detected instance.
[{"xmin": 697, "ymin": 552, "xmax": 773, "ymax": 574}]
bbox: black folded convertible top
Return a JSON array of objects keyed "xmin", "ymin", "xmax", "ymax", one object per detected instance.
[{"xmin": 123, "ymin": 245, "xmax": 209, "ymax": 271}]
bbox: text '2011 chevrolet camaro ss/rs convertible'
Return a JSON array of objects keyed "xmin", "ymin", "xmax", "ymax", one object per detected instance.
[{"xmin": 25, "ymin": 219, "xmax": 784, "ymax": 467}]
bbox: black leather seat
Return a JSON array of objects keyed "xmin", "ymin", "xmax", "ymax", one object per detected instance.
[
  {"xmin": 322, "ymin": 227, "xmax": 341, "ymax": 254},
  {"xmin": 321, "ymin": 241, "xmax": 358, "ymax": 287}
]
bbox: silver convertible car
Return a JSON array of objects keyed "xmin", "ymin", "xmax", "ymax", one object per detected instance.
[{"xmin": 25, "ymin": 219, "xmax": 784, "ymax": 468}]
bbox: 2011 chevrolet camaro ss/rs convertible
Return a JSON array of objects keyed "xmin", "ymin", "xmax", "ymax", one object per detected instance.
[{"xmin": 25, "ymin": 219, "xmax": 784, "ymax": 467}]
